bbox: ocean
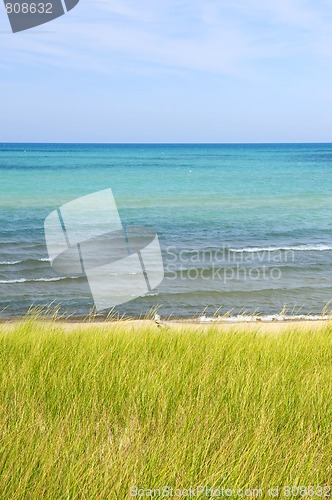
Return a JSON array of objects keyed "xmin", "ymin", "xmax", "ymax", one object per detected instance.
[{"xmin": 1, "ymin": 143, "xmax": 332, "ymax": 319}]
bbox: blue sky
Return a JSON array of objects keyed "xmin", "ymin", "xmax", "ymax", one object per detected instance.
[{"xmin": 1, "ymin": 0, "xmax": 332, "ymax": 142}]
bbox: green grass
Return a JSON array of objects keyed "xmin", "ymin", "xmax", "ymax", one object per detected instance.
[{"xmin": 0, "ymin": 320, "xmax": 332, "ymax": 498}]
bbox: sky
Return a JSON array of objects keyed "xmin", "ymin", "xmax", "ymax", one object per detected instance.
[{"xmin": 1, "ymin": 0, "xmax": 332, "ymax": 143}]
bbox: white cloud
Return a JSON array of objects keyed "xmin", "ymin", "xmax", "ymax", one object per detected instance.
[{"xmin": 1, "ymin": 0, "xmax": 332, "ymax": 76}]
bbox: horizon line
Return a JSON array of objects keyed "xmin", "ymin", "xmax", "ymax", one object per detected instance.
[{"xmin": 1, "ymin": 141, "xmax": 332, "ymax": 146}]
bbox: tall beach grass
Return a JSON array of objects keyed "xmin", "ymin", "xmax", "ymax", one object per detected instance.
[{"xmin": 0, "ymin": 319, "xmax": 332, "ymax": 498}]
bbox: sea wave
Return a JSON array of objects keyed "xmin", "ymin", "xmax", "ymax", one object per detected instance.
[
  {"xmin": 199, "ymin": 314, "xmax": 332, "ymax": 323},
  {"xmin": 228, "ymin": 244, "xmax": 332, "ymax": 253},
  {"xmin": 0, "ymin": 276, "xmax": 79, "ymax": 284},
  {"xmin": 0, "ymin": 257, "xmax": 50, "ymax": 265}
]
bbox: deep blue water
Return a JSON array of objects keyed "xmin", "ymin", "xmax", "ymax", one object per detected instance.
[{"xmin": 1, "ymin": 143, "xmax": 332, "ymax": 319}]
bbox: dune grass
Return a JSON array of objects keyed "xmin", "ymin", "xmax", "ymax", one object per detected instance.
[{"xmin": 0, "ymin": 320, "xmax": 332, "ymax": 498}]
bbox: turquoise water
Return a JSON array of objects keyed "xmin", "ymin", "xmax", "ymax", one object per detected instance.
[{"xmin": 1, "ymin": 143, "xmax": 332, "ymax": 318}]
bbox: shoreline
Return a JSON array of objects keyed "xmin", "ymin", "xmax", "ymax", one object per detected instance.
[
  {"xmin": 1, "ymin": 317, "xmax": 332, "ymax": 334},
  {"xmin": 2, "ymin": 311, "xmax": 332, "ymax": 324}
]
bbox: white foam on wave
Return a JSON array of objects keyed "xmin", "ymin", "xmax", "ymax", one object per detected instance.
[
  {"xmin": 0, "ymin": 257, "xmax": 50, "ymax": 265},
  {"xmin": 199, "ymin": 314, "xmax": 332, "ymax": 323},
  {"xmin": 0, "ymin": 276, "xmax": 79, "ymax": 284},
  {"xmin": 228, "ymin": 244, "xmax": 332, "ymax": 253},
  {"xmin": 0, "ymin": 260, "xmax": 22, "ymax": 265}
]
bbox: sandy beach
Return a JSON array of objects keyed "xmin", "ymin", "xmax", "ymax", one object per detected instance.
[{"xmin": 2, "ymin": 317, "xmax": 332, "ymax": 334}]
